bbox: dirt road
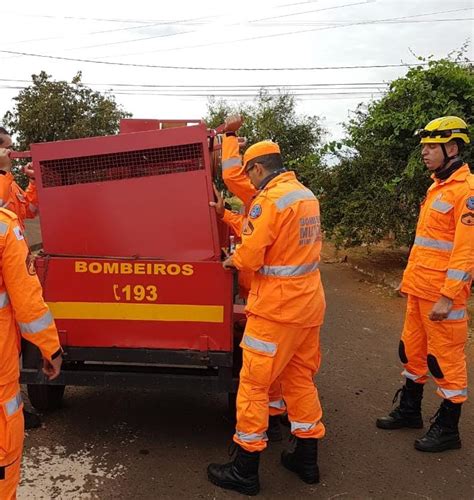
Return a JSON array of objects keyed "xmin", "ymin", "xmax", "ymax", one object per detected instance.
[{"xmin": 18, "ymin": 261, "xmax": 473, "ymax": 499}]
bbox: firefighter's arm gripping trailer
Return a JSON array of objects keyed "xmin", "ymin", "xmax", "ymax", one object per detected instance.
[{"xmin": 20, "ymin": 119, "xmax": 243, "ymax": 411}]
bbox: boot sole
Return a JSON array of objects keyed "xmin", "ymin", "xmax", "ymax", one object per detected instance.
[
  {"xmin": 414, "ymin": 440, "xmax": 462, "ymax": 453},
  {"xmin": 207, "ymin": 472, "xmax": 260, "ymax": 496},
  {"xmin": 376, "ymin": 420, "xmax": 423, "ymax": 430}
]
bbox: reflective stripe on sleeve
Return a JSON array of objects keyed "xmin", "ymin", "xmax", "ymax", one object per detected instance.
[
  {"xmin": 235, "ymin": 430, "xmax": 267, "ymax": 443},
  {"xmin": 438, "ymin": 387, "xmax": 467, "ymax": 399},
  {"xmin": 0, "ymin": 221, "xmax": 8, "ymax": 235},
  {"xmin": 446, "ymin": 309, "xmax": 466, "ymax": 321},
  {"xmin": 274, "ymin": 189, "xmax": 316, "ymax": 211},
  {"xmin": 431, "ymin": 200, "xmax": 453, "ymax": 213},
  {"xmin": 0, "ymin": 292, "xmax": 9, "ymax": 308},
  {"xmin": 242, "ymin": 334, "xmax": 277, "ymax": 355},
  {"xmin": 259, "ymin": 261, "xmax": 319, "ymax": 277},
  {"xmin": 446, "ymin": 269, "xmax": 471, "ymax": 282},
  {"xmin": 290, "ymin": 421, "xmax": 316, "ymax": 433},
  {"xmin": 222, "ymin": 158, "xmax": 241, "ymax": 171},
  {"xmin": 5, "ymin": 392, "xmax": 22, "ymax": 417},
  {"xmin": 18, "ymin": 309, "xmax": 53, "ymax": 334},
  {"xmin": 414, "ymin": 236, "xmax": 453, "ymax": 251}
]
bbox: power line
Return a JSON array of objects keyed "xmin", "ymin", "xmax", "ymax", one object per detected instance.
[
  {"xmin": 97, "ymin": 7, "xmax": 472, "ymax": 59},
  {"xmin": 1, "ymin": 49, "xmax": 470, "ymax": 71}
]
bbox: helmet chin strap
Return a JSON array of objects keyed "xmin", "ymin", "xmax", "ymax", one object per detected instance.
[{"xmin": 434, "ymin": 144, "xmax": 462, "ymax": 180}]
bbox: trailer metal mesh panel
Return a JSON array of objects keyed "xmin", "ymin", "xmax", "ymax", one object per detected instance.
[{"xmin": 40, "ymin": 143, "xmax": 205, "ymax": 187}]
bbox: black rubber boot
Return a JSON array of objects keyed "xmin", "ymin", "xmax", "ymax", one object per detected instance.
[
  {"xmin": 24, "ymin": 409, "xmax": 42, "ymax": 430},
  {"xmin": 267, "ymin": 415, "xmax": 283, "ymax": 442},
  {"xmin": 281, "ymin": 437, "xmax": 319, "ymax": 484},
  {"xmin": 414, "ymin": 399, "xmax": 462, "ymax": 452},
  {"xmin": 376, "ymin": 379, "xmax": 424, "ymax": 430},
  {"xmin": 207, "ymin": 444, "xmax": 260, "ymax": 496}
]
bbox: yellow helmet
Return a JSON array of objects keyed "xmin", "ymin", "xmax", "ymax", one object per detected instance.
[{"xmin": 416, "ymin": 116, "xmax": 470, "ymax": 144}]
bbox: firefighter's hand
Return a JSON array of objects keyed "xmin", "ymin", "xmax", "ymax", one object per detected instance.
[
  {"xmin": 209, "ymin": 183, "xmax": 225, "ymax": 217},
  {"xmin": 395, "ymin": 280, "xmax": 407, "ymax": 297},
  {"xmin": 22, "ymin": 162, "xmax": 35, "ymax": 180},
  {"xmin": 223, "ymin": 115, "xmax": 243, "ymax": 133},
  {"xmin": 429, "ymin": 296, "xmax": 453, "ymax": 321},
  {"xmin": 223, "ymin": 255, "xmax": 236, "ymax": 270},
  {"xmin": 42, "ymin": 355, "xmax": 63, "ymax": 380},
  {"xmin": 0, "ymin": 148, "xmax": 12, "ymax": 170}
]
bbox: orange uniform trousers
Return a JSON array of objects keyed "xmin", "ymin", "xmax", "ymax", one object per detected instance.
[
  {"xmin": 400, "ymin": 295, "xmax": 468, "ymax": 403},
  {"xmin": 0, "ymin": 381, "xmax": 24, "ymax": 500},
  {"xmin": 234, "ymin": 314, "xmax": 324, "ymax": 452}
]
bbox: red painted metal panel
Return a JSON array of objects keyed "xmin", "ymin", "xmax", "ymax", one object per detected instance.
[
  {"xmin": 31, "ymin": 124, "xmax": 222, "ymax": 260},
  {"xmin": 37, "ymin": 256, "xmax": 233, "ymax": 351}
]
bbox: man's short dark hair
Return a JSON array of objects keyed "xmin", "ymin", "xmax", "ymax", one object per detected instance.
[
  {"xmin": 0, "ymin": 127, "xmax": 10, "ymax": 146},
  {"xmin": 252, "ymin": 153, "xmax": 284, "ymax": 172}
]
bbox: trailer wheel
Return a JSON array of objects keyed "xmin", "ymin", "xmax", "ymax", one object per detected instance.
[{"xmin": 27, "ymin": 384, "xmax": 65, "ymax": 411}]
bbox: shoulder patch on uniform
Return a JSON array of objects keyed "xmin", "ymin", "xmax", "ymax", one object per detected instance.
[
  {"xmin": 249, "ymin": 204, "xmax": 262, "ymax": 219},
  {"xmin": 461, "ymin": 212, "xmax": 474, "ymax": 226},
  {"xmin": 466, "ymin": 196, "xmax": 474, "ymax": 210},
  {"xmin": 13, "ymin": 225, "xmax": 24, "ymax": 240}
]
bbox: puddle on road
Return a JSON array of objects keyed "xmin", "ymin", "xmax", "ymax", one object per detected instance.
[{"xmin": 18, "ymin": 444, "xmax": 126, "ymax": 499}]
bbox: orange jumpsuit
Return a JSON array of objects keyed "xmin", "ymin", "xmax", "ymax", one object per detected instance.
[
  {"xmin": 400, "ymin": 164, "xmax": 474, "ymax": 403},
  {"xmin": 229, "ymin": 170, "xmax": 326, "ymax": 452},
  {"xmin": 221, "ymin": 135, "xmax": 286, "ymax": 418},
  {"xmin": 0, "ymin": 172, "xmax": 38, "ymax": 230},
  {"xmin": 0, "ymin": 208, "xmax": 61, "ymax": 499}
]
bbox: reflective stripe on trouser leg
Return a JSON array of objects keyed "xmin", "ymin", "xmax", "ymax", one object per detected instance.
[
  {"xmin": 268, "ymin": 379, "xmax": 286, "ymax": 416},
  {"xmin": 280, "ymin": 326, "xmax": 325, "ymax": 439},
  {"xmin": 399, "ymin": 295, "xmax": 429, "ymax": 384},
  {"xmin": 0, "ymin": 381, "xmax": 25, "ymax": 499},
  {"xmin": 234, "ymin": 315, "xmax": 324, "ymax": 452},
  {"xmin": 418, "ymin": 298, "xmax": 468, "ymax": 403}
]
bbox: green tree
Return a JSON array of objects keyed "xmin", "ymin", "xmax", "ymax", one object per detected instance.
[
  {"xmin": 321, "ymin": 53, "xmax": 473, "ymax": 248},
  {"xmin": 2, "ymin": 71, "xmax": 131, "ymax": 187},
  {"xmin": 205, "ymin": 90, "xmax": 326, "ymax": 189}
]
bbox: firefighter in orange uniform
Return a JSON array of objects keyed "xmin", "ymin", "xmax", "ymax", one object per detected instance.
[
  {"xmin": 0, "ymin": 128, "xmax": 45, "ymax": 431},
  {"xmin": 207, "ymin": 139, "xmax": 326, "ymax": 495},
  {"xmin": 217, "ymin": 116, "xmax": 286, "ymax": 442},
  {"xmin": 376, "ymin": 116, "xmax": 473, "ymax": 453},
  {"xmin": 0, "ymin": 128, "xmax": 39, "ymax": 229},
  {"xmin": 0, "ymin": 200, "xmax": 62, "ymax": 498}
]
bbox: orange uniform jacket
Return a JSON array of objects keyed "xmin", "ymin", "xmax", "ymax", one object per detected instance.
[
  {"xmin": 0, "ymin": 172, "xmax": 39, "ymax": 230},
  {"xmin": 0, "ymin": 208, "xmax": 61, "ymax": 387},
  {"xmin": 232, "ymin": 171, "xmax": 325, "ymax": 326},
  {"xmin": 401, "ymin": 164, "xmax": 474, "ymax": 305}
]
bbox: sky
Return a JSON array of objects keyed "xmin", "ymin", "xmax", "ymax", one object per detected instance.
[{"xmin": 0, "ymin": 0, "xmax": 472, "ymax": 142}]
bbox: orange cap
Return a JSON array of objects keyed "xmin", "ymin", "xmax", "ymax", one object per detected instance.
[{"xmin": 242, "ymin": 140, "xmax": 280, "ymax": 171}]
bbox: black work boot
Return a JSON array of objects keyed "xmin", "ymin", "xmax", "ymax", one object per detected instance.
[
  {"xmin": 207, "ymin": 444, "xmax": 260, "ymax": 496},
  {"xmin": 281, "ymin": 437, "xmax": 319, "ymax": 484},
  {"xmin": 376, "ymin": 379, "xmax": 424, "ymax": 430},
  {"xmin": 267, "ymin": 415, "xmax": 283, "ymax": 442},
  {"xmin": 414, "ymin": 399, "xmax": 462, "ymax": 452},
  {"xmin": 24, "ymin": 409, "xmax": 42, "ymax": 430}
]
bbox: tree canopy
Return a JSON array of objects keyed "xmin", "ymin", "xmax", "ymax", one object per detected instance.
[{"xmin": 319, "ymin": 54, "xmax": 473, "ymax": 248}]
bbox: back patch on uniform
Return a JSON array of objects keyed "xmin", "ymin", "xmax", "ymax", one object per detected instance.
[
  {"xmin": 461, "ymin": 212, "xmax": 474, "ymax": 226},
  {"xmin": 466, "ymin": 196, "xmax": 474, "ymax": 210},
  {"xmin": 249, "ymin": 204, "xmax": 262, "ymax": 219}
]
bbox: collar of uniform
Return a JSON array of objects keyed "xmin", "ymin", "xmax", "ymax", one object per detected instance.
[
  {"xmin": 430, "ymin": 163, "xmax": 470, "ymax": 186},
  {"xmin": 260, "ymin": 170, "xmax": 296, "ymax": 191}
]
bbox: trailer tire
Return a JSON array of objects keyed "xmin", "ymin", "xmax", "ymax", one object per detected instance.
[{"xmin": 27, "ymin": 384, "xmax": 65, "ymax": 411}]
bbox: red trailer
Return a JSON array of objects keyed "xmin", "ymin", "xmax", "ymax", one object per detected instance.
[{"xmin": 19, "ymin": 119, "xmax": 244, "ymax": 410}]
